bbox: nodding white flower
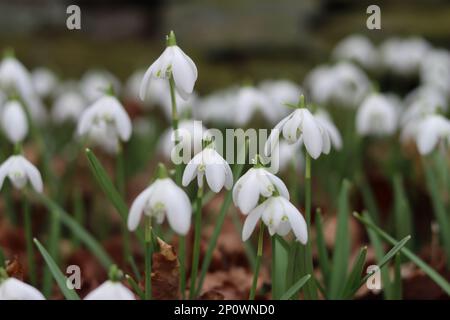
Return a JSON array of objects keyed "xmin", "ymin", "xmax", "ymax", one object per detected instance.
[
  {"xmin": 420, "ymin": 49, "xmax": 450, "ymax": 96},
  {"xmin": 233, "ymin": 86, "xmax": 275, "ymax": 125},
  {"xmin": 266, "ymin": 105, "xmax": 324, "ymax": 159},
  {"xmin": 314, "ymin": 109, "xmax": 343, "ymax": 152},
  {"xmin": 31, "ymin": 67, "xmax": 57, "ymax": 98},
  {"xmin": 128, "ymin": 176, "xmax": 192, "ymax": 235},
  {"xmin": 0, "ymin": 277, "xmax": 45, "ymax": 300},
  {"xmin": 0, "ymin": 155, "xmax": 43, "ymax": 192},
  {"xmin": 259, "ymin": 80, "xmax": 302, "ymax": 121},
  {"xmin": 77, "ymin": 94, "xmax": 132, "ymax": 154},
  {"xmin": 380, "ymin": 37, "xmax": 430, "ymax": 76},
  {"xmin": 233, "ymin": 167, "xmax": 289, "ymax": 214},
  {"xmin": 196, "ymin": 87, "xmax": 238, "ymax": 125},
  {"xmin": 84, "ymin": 281, "xmax": 135, "ymax": 300},
  {"xmin": 80, "ymin": 70, "xmax": 121, "ymax": 103},
  {"xmin": 415, "ymin": 114, "xmax": 450, "ymax": 155},
  {"xmin": 332, "ymin": 35, "xmax": 379, "ymax": 70},
  {"xmin": 52, "ymin": 91, "xmax": 86, "ymax": 124},
  {"xmin": 182, "ymin": 146, "xmax": 233, "ymax": 192},
  {"xmin": 0, "ymin": 54, "xmax": 46, "ymax": 123},
  {"xmin": 242, "ymin": 196, "xmax": 307, "ymax": 244},
  {"xmin": 140, "ymin": 31, "xmax": 197, "ymax": 101},
  {"xmin": 1, "ymin": 100, "xmax": 28, "ymax": 144},
  {"xmin": 159, "ymin": 120, "xmax": 207, "ymax": 161},
  {"xmin": 356, "ymin": 93, "xmax": 398, "ymax": 136}
]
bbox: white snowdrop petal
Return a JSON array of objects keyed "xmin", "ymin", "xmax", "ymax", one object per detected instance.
[
  {"xmin": 0, "ymin": 278, "xmax": 45, "ymax": 300},
  {"xmin": 2, "ymin": 101, "xmax": 28, "ymax": 143},
  {"xmin": 20, "ymin": 157, "xmax": 43, "ymax": 193},
  {"xmin": 171, "ymin": 47, "xmax": 197, "ymax": 99},
  {"xmin": 223, "ymin": 161, "xmax": 233, "ymax": 190},
  {"xmin": 301, "ymin": 110, "xmax": 323, "ymax": 159},
  {"xmin": 139, "ymin": 65, "xmax": 154, "ymax": 101},
  {"xmin": 242, "ymin": 203, "xmax": 265, "ymax": 241},
  {"xmin": 182, "ymin": 161, "xmax": 198, "ymax": 187},
  {"xmin": 127, "ymin": 186, "xmax": 154, "ymax": 231},
  {"xmin": 0, "ymin": 157, "xmax": 13, "ymax": 190},
  {"xmin": 163, "ymin": 180, "xmax": 192, "ymax": 235},
  {"xmin": 84, "ymin": 281, "xmax": 135, "ymax": 300},
  {"xmin": 205, "ymin": 164, "xmax": 225, "ymax": 193},
  {"xmin": 268, "ymin": 174, "xmax": 289, "ymax": 200},
  {"xmin": 237, "ymin": 173, "xmax": 260, "ymax": 214},
  {"xmin": 283, "ymin": 199, "xmax": 308, "ymax": 244}
]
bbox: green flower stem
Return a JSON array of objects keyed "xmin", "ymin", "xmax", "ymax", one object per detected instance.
[
  {"xmin": 144, "ymin": 216, "xmax": 153, "ymax": 300},
  {"xmin": 23, "ymin": 197, "xmax": 36, "ymax": 286},
  {"xmin": 249, "ymin": 221, "xmax": 265, "ymax": 300},
  {"xmin": 189, "ymin": 186, "xmax": 203, "ymax": 299},
  {"xmin": 42, "ymin": 208, "xmax": 61, "ymax": 297}
]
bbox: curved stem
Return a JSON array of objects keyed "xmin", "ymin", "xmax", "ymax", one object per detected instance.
[
  {"xmin": 189, "ymin": 186, "xmax": 203, "ymax": 299},
  {"xmin": 249, "ymin": 221, "xmax": 264, "ymax": 300}
]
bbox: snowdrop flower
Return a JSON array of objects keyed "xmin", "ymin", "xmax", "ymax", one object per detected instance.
[
  {"xmin": 356, "ymin": 93, "xmax": 398, "ymax": 136},
  {"xmin": 80, "ymin": 70, "xmax": 121, "ymax": 103},
  {"xmin": 0, "ymin": 53, "xmax": 46, "ymax": 123},
  {"xmin": 265, "ymin": 98, "xmax": 324, "ymax": 159},
  {"xmin": 182, "ymin": 143, "xmax": 233, "ymax": 192},
  {"xmin": 233, "ymin": 86, "xmax": 275, "ymax": 125},
  {"xmin": 314, "ymin": 109, "xmax": 343, "ymax": 151},
  {"xmin": 420, "ymin": 49, "xmax": 450, "ymax": 97},
  {"xmin": 84, "ymin": 281, "xmax": 135, "ymax": 300},
  {"xmin": 140, "ymin": 31, "xmax": 197, "ymax": 101},
  {"xmin": 242, "ymin": 196, "xmax": 307, "ymax": 244},
  {"xmin": 415, "ymin": 114, "xmax": 450, "ymax": 155},
  {"xmin": 0, "ymin": 276, "xmax": 45, "ymax": 300},
  {"xmin": 1, "ymin": 100, "xmax": 28, "ymax": 144},
  {"xmin": 51, "ymin": 91, "xmax": 86, "ymax": 124},
  {"xmin": 31, "ymin": 67, "xmax": 57, "ymax": 98},
  {"xmin": 77, "ymin": 94, "xmax": 132, "ymax": 154},
  {"xmin": 128, "ymin": 166, "xmax": 192, "ymax": 234},
  {"xmin": 233, "ymin": 165, "xmax": 289, "ymax": 214},
  {"xmin": 259, "ymin": 80, "xmax": 301, "ymax": 120},
  {"xmin": 0, "ymin": 155, "xmax": 43, "ymax": 192},
  {"xmin": 332, "ymin": 34, "xmax": 379, "ymax": 70},
  {"xmin": 196, "ymin": 87, "xmax": 238, "ymax": 125}
]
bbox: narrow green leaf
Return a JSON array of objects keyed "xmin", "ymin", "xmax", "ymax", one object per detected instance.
[
  {"xmin": 354, "ymin": 212, "xmax": 450, "ymax": 295},
  {"xmin": 360, "ymin": 178, "xmax": 380, "ymax": 225},
  {"xmin": 272, "ymin": 236, "xmax": 288, "ymax": 299},
  {"xmin": 328, "ymin": 180, "xmax": 351, "ymax": 299},
  {"xmin": 393, "ymin": 174, "xmax": 413, "ymax": 249},
  {"xmin": 280, "ymin": 274, "xmax": 311, "ymax": 300},
  {"xmin": 33, "ymin": 192, "xmax": 114, "ymax": 269},
  {"xmin": 342, "ymin": 246, "xmax": 367, "ymax": 299},
  {"xmin": 125, "ymin": 274, "xmax": 145, "ymax": 300},
  {"xmin": 392, "ymin": 253, "xmax": 402, "ymax": 300},
  {"xmin": 34, "ymin": 238, "xmax": 80, "ymax": 300},
  {"xmin": 315, "ymin": 209, "xmax": 331, "ymax": 287}
]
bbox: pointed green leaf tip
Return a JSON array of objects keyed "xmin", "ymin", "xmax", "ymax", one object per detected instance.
[
  {"xmin": 156, "ymin": 163, "xmax": 168, "ymax": 179},
  {"xmin": 166, "ymin": 30, "xmax": 177, "ymax": 47}
]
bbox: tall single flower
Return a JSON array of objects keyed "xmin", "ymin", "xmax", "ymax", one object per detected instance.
[
  {"xmin": 77, "ymin": 93, "xmax": 132, "ymax": 154},
  {"xmin": 182, "ymin": 143, "xmax": 232, "ymax": 192},
  {"xmin": 242, "ymin": 196, "xmax": 307, "ymax": 244},
  {"xmin": 356, "ymin": 93, "xmax": 398, "ymax": 136},
  {"xmin": 0, "ymin": 277, "xmax": 45, "ymax": 300},
  {"xmin": 1, "ymin": 100, "xmax": 28, "ymax": 144},
  {"xmin": 0, "ymin": 155, "xmax": 43, "ymax": 192},
  {"xmin": 128, "ymin": 171, "xmax": 192, "ymax": 235},
  {"xmin": 233, "ymin": 166, "xmax": 289, "ymax": 214},
  {"xmin": 140, "ymin": 31, "xmax": 197, "ymax": 101},
  {"xmin": 416, "ymin": 114, "xmax": 450, "ymax": 155},
  {"xmin": 84, "ymin": 281, "xmax": 135, "ymax": 300}
]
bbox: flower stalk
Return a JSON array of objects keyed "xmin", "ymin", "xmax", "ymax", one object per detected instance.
[
  {"xmin": 144, "ymin": 216, "xmax": 152, "ymax": 300},
  {"xmin": 189, "ymin": 186, "xmax": 203, "ymax": 299},
  {"xmin": 23, "ymin": 196, "xmax": 36, "ymax": 286},
  {"xmin": 249, "ymin": 221, "xmax": 265, "ymax": 300}
]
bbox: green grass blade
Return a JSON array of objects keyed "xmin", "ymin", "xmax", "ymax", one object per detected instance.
[
  {"xmin": 33, "ymin": 192, "xmax": 114, "ymax": 270},
  {"xmin": 342, "ymin": 246, "xmax": 367, "ymax": 299},
  {"xmin": 392, "ymin": 253, "xmax": 402, "ymax": 299},
  {"xmin": 354, "ymin": 212, "xmax": 450, "ymax": 295},
  {"xmin": 280, "ymin": 274, "xmax": 311, "ymax": 300},
  {"xmin": 34, "ymin": 238, "xmax": 80, "ymax": 300},
  {"xmin": 271, "ymin": 236, "xmax": 288, "ymax": 299},
  {"xmin": 328, "ymin": 180, "xmax": 351, "ymax": 299},
  {"xmin": 360, "ymin": 178, "xmax": 380, "ymax": 225},
  {"xmin": 315, "ymin": 209, "xmax": 331, "ymax": 287},
  {"xmin": 125, "ymin": 274, "xmax": 145, "ymax": 300},
  {"xmin": 393, "ymin": 174, "xmax": 413, "ymax": 249}
]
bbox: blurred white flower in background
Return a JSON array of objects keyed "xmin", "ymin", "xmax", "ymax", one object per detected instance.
[
  {"xmin": 332, "ymin": 34, "xmax": 379, "ymax": 70},
  {"xmin": 77, "ymin": 94, "xmax": 132, "ymax": 154},
  {"xmin": 51, "ymin": 90, "xmax": 86, "ymax": 124},
  {"xmin": 234, "ymin": 86, "xmax": 275, "ymax": 125},
  {"xmin": 380, "ymin": 37, "xmax": 430, "ymax": 76},
  {"xmin": 196, "ymin": 87, "xmax": 239, "ymax": 125},
  {"xmin": 84, "ymin": 280, "xmax": 135, "ymax": 300},
  {"xmin": 80, "ymin": 69, "xmax": 121, "ymax": 103},
  {"xmin": 0, "ymin": 277, "xmax": 45, "ymax": 300},
  {"xmin": 140, "ymin": 31, "xmax": 197, "ymax": 101},
  {"xmin": 1, "ymin": 100, "xmax": 28, "ymax": 144},
  {"xmin": 0, "ymin": 155, "xmax": 43, "ymax": 192},
  {"xmin": 356, "ymin": 93, "xmax": 399, "ymax": 136},
  {"xmin": 259, "ymin": 80, "xmax": 301, "ymax": 122},
  {"xmin": 31, "ymin": 67, "xmax": 58, "ymax": 98},
  {"xmin": 415, "ymin": 114, "xmax": 450, "ymax": 155},
  {"xmin": 269, "ymin": 139, "xmax": 303, "ymax": 173},
  {"xmin": 242, "ymin": 196, "xmax": 307, "ymax": 243},
  {"xmin": 0, "ymin": 54, "xmax": 46, "ymax": 123},
  {"xmin": 420, "ymin": 49, "xmax": 450, "ymax": 97}
]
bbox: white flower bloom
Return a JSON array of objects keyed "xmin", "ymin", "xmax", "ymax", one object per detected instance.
[
  {"xmin": 266, "ymin": 107, "xmax": 323, "ymax": 159},
  {"xmin": 356, "ymin": 93, "xmax": 398, "ymax": 136},
  {"xmin": 0, "ymin": 56, "xmax": 46, "ymax": 123},
  {"xmin": 332, "ymin": 35, "xmax": 379, "ymax": 70},
  {"xmin": 259, "ymin": 80, "xmax": 302, "ymax": 121},
  {"xmin": 80, "ymin": 70, "xmax": 121, "ymax": 103},
  {"xmin": 52, "ymin": 91, "xmax": 86, "ymax": 124},
  {"xmin": 233, "ymin": 86, "xmax": 275, "ymax": 125},
  {"xmin": 416, "ymin": 114, "xmax": 450, "ymax": 155},
  {"xmin": 77, "ymin": 95, "xmax": 132, "ymax": 154},
  {"xmin": 1, "ymin": 100, "xmax": 28, "ymax": 143},
  {"xmin": 314, "ymin": 109, "xmax": 343, "ymax": 151},
  {"xmin": 0, "ymin": 155, "xmax": 43, "ymax": 192},
  {"xmin": 140, "ymin": 32, "xmax": 197, "ymax": 101},
  {"xmin": 182, "ymin": 147, "xmax": 233, "ymax": 192},
  {"xmin": 128, "ymin": 177, "xmax": 192, "ymax": 235},
  {"xmin": 0, "ymin": 277, "xmax": 45, "ymax": 300},
  {"xmin": 420, "ymin": 49, "xmax": 450, "ymax": 96},
  {"xmin": 242, "ymin": 196, "xmax": 307, "ymax": 244},
  {"xmin": 84, "ymin": 281, "xmax": 135, "ymax": 300},
  {"xmin": 233, "ymin": 167, "xmax": 289, "ymax": 214},
  {"xmin": 31, "ymin": 67, "xmax": 57, "ymax": 98},
  {"xmin": 196, "ymin": 87, "xmax": 238, "ymax": 125}
]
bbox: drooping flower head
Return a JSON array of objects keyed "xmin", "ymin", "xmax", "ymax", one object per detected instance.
[
  {"xmin": 1, "ymin": 99, "xmax": 28, "ymax": 144},
  {"xmin": 84, "ymin": 265, "xmax": 135, "ymax": 300},
  {"xmin": 415, "ymin": 114, "xmax": 450, "ymax": 155},
  {"xmin": 356, "ymin": 93, "xmax": 398, "ymax": 136},
  {"xmin": 0, "ymin": 269, "xmax": 45, "ymax": 300},
  {"xmin": 140, "ymin": 31, "xmax": 198, "ymax": 101},
  {"xmin": 0, "ymin": 155, "xmax": 43, "ymax": 192}
]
